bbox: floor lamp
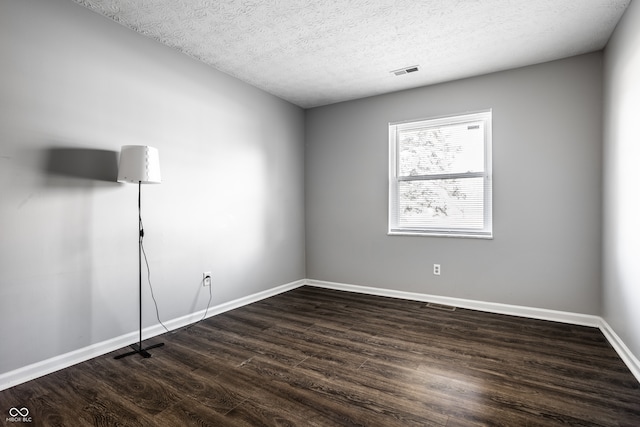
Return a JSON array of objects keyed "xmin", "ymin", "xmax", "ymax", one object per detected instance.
[{"xmin": 115, "ymin": 145, "xmax": 165, "ymax": 359}]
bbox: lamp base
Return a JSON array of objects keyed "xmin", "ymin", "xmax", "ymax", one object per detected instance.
[{"xmin": 114, "ymin": 342, "xmax": 165, "ymax": 359}]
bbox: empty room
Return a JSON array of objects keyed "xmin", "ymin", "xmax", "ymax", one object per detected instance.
[{"xmin": 1, "ymin": 0, "xmax": 639, "ymax": 425}]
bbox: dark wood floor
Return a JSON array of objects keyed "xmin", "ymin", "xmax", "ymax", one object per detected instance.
[{"xmin": 1, "ymin": 286, "xmax": 639, "ymax": 426}]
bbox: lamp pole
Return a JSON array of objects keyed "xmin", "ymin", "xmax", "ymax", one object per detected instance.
[{"xmin": 115, "ymin": 146, "xmax": 164, "ymax": 360}]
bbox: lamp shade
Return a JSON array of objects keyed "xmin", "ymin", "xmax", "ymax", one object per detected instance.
[{"xmin": 117, "ymin": 145, "xmax": 161, "ymax": 184}]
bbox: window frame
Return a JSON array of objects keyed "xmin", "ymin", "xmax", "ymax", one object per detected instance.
[{"xmin": 388, "ymin": 110, "xmax": 493, "ymax": 239}]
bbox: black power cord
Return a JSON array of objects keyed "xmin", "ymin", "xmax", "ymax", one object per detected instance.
[
  {"xmin": 140, "ymin": 239, "xmax": 170, "ymax": 334},
  {"xmin": 180, "ymin": 275, "xmax": 213, "ymax": 333},
  {"xmin": 139, "ymin": 220, "xmax": 213, "ymax": 334}
]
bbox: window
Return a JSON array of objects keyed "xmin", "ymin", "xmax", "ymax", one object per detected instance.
[{"xmin": 388, "ymin": 110, "xmax": 492, "ymax": 238}]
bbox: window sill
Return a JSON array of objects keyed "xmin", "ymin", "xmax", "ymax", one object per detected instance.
[{"xmin": 388, "ymin": 229, "xmax": 493, "ymax": 239}]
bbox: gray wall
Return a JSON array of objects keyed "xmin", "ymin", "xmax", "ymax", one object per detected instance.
[
  {"xmin": 603, "ymin": 0, "xmax": 640, "ymax": 359},
  {"xmin": 305, "ymin": 53, "xmax": 603, "ymax": 315},
  {"xmin": 2, "ymin": 0, "xmax": 629, "ymax": 379},
  {"xmin": 0, "ymin": 0, "xmax": 305, "ymax": 374}
]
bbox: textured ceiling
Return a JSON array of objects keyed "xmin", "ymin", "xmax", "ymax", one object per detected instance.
[{"xmin": 72, "ymin": 0, "xmax": 630, "ymax": 108}]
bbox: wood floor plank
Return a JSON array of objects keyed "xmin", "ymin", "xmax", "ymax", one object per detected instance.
[
  {"xmin": 76, "ymin": 354, "xmax": 183, "ymax": 417},
  {"xmin": 152, "ymin": 396, "xmax": 243, "ymax": 427},
  {"xmin": 1, "ymin": 286, "xmax": 639, "ymax": 426},
  {"xmin": 198, "ymin": 361, "xmax": 371, "ymax": 426},
  {"xmin": 237, "ymin": 355, "xmax": 446, "ymax": 427}
]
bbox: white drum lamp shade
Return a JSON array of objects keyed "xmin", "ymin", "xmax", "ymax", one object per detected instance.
[{"xmin": 117, "ymin": 145, "xmax": 161, "ymax": 184}]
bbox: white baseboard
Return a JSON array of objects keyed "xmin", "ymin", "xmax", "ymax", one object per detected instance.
[
  {"xmin": 597, "ymin": 318, "xmax": 640, "ymax": 382},
  {"xmin": 305, "ymin": 279, "xmax": 640, "ymax": 383},
  {"xmin": 0, "ymin": 279, "xmax": 305, "ymax": 391},
  {"xmin": 305, "ymin": 279, "xmax": 601, "ymax": 326},
  {"xmin": 3, "ymin": 278, "xmax": 639, "ymax": 391}
]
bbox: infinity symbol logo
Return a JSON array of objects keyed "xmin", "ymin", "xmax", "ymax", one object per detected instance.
[{"xmin": 9, "ymin": 407, "xmax": 29, "ymax": 417}]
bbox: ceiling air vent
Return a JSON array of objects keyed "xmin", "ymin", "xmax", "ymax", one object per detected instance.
[{"xmin": 391, "ymin": 65, "xmax": 419, "ymax": 76}]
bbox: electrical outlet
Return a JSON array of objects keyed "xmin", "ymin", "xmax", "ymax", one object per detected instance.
[
  {"xmin": 433, "ymin": 264, "xmax": 441, "ymax": 276},
  {"xmin": 203, "ymin": 272, "xmax": 212, "ymax": 287}
]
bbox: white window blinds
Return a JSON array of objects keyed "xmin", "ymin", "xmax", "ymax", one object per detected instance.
[{"xmin": 389, "ymin": 110, "xmax": 492, "ymax": 238}]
